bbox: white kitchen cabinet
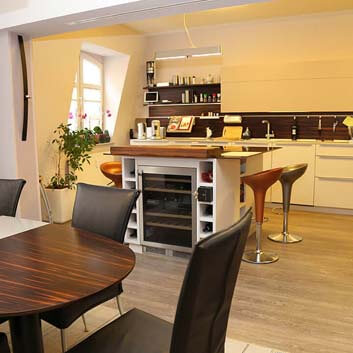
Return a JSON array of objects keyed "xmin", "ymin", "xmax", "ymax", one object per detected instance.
[
  {"xmin": 235, "ymin": 140, "xmax": 272, "ymax": 201},
  {"xmin": 314, "ymin": 144, "xmax": 353, "ymax": 209},
  {"xmin": 314, "ymin": 177, "xmax": 353, "ymax": 209},
  {"xmin": 271, "ymin": 142, "xmax": 316, "ymax": 206}
]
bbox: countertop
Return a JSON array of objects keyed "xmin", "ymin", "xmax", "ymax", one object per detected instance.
[
  {"xmin": 130, "ymin": 137, "xmax": 353, "ymax": 146},
  {"xmin": 110, "ymin": 145, "xmax": 277, "ymax": 159}
]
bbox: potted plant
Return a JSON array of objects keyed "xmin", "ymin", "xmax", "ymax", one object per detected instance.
[
  {"xmin": 93, "ymin": 126, "xmax": 111, "ymax": 143},
  {"xmin": 46, "ymin": 123, "xmax": 96, "ymax": 223}
]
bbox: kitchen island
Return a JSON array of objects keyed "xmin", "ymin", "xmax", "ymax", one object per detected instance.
[{"xmin": 111, "ymin": 145, "xmax": 274, "ymax": 254}]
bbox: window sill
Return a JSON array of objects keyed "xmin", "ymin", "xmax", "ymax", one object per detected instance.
[{"xmin": 93, "ymin": 142, "xmax": 114, "ymax": 150}]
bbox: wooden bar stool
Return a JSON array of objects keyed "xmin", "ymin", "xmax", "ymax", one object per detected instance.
[
  {"xmin": 242, "ymin": 167, "xmax": 283, "ymax": 264},
  {"xmin": 268, "ymin": 163, "xmax": 308, "ymax": 243},
  {"xmin": 100, "ymin": 162, "xmax": 122, "ymax": 188}
]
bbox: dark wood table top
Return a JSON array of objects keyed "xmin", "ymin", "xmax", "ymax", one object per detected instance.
[
  {"xmin": 0, "ymin": 224, "xmax": 135, "ymax": 317},
  {"xmin": 110, "ymin": 144, "xmax": 278, "ymax": 159}
]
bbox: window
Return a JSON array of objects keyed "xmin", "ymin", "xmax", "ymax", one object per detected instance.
[{"xmin": 68, "ymin": 52, "xmax": 104, "ymax": 130}]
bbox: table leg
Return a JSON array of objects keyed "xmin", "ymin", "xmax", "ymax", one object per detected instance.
[{"xmin": 9, "ymin": 314, "xmax": 44, "ymax": 353}]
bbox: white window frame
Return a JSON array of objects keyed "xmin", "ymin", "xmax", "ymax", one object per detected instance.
[{"xmin": 70, "ymin": 52, "xmax": 104, "ymax": 130}]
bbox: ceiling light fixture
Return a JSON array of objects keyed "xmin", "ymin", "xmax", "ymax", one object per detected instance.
[
  {"xmin": 154, "ymin": 13, "xmax": 222, "ymax": 60},
  {"xmin": 155, "ymin": 45, "xmax": 221, "ymax": 60}
]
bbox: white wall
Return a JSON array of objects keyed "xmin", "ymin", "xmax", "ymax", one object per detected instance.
[
  {"xmin": 0, "ymin": 31, "xmax": 41, "ymax": 219},
  {"xmin": 0, "ymin": 32, "xmax": 18, "ymax": 179}
]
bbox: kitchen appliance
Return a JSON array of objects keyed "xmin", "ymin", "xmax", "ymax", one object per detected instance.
[
  {"xmin": 224, "ymin": 115, "xmax": 242, "ymax": 124},
  {"xmin": 222, "ymin": 126, "xmax": 243, "ymax": 140},
  {"xmin": 137, "ymin": 122, "xmax": 146, "ymax": 140},
  {"xmin": 144, "ymin": 91, "xmax": 159, "ymax": 104},
  {"xmin": 146, "ymin": 127, "xmax": 153, "ymax": 139},
  {"xmin": 151, "ymin": 120, "xmax": 161, "ymax": 139},
  {"xmin": 138, "ymin": 166, "xmax": 197, "ymax": 252},
  {"xmin": 291, "ymin": 116, "xmax": 298, "ymax": 140},
  {"xmin": 242, "ymin": 127, "xmax": 252, "ymax": 139},
  {"xmin": 146, "ymin": 61, "xmax": 155, "ymax": 87},
  {"xmin": 160, "ymin": 127, "xmax": 166, "ymax": 139}
]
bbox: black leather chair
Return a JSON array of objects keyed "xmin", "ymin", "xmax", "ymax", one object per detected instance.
[
  {"xmin": 0, "ymin": 179, "xmax": 26, "ymax": 217},
  {"xmin": 41, "ymin": 183, "xmax": 140, "ymax": 352},
  {"xmin": 0, "ymin": 333, "xmax": 10, "ymax": 353},
  {"xmin": 67, "ymin": 208, "xmax": 252, "ymax": 353}
]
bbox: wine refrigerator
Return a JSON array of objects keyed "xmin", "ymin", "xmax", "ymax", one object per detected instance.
[{"xmin": 138, "ymin": 166, "xmax": 197, "ymax": 253}]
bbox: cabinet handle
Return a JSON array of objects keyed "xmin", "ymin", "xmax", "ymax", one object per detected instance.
[
  {"xmin": 317, "ymin": 176, "xmax": 353, "ymax": 182},
  {"xmin": 274, "ymin": 143, "xmax": 314, "ymax": 147},
  {"xmin": 193, "ymin": 190, "xmax": 199, "ymax": 200},
  {"xmin": 317, "ymin": 155, "xmax": 353, "ymax": 159}
]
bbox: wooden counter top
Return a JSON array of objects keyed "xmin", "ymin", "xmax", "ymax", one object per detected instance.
[{"xmin": 110, "ymin": 145, "xmax": 276, "ymax": 159}]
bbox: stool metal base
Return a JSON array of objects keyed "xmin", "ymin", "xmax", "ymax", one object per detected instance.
[
  {"xmin": 242, "ymin": 250, "xmax": 279, "ymax": 264},
  {"xmin": 268, "ymin": 232, "xmax": 302, "ymax": 244}
]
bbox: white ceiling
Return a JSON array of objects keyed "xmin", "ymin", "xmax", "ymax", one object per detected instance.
[{"xmin": 1, "ymin": 0, "xmax": 268, "ymax": 38}]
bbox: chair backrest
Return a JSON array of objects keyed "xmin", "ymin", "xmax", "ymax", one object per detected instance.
[
  {"xmin": 0, "ymin": 179, "xmax": 26, "ymax": 217},
  {"xmin": 72, "ymin": 183, "xmax": 140, "ymax": 243},
  {"xmin": 170, "ymin": 208, "xmax": 252, "ymax": 353}
]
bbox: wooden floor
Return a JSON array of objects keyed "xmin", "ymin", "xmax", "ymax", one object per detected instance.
[{"xmin": 106, "ymin": 209, "xmax": 353, "ymax": 353}]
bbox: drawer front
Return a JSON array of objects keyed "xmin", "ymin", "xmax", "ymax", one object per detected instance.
[
  {"xmin": 314, "ymin": 177, "xmax": 353, "ymax": 209},
  {"xmin": 316, "ymin": 156, "xmax": 353, "ymax": 179},
  {"xmin": 316, "ymin": 144, "xmax": 353, "ymax": 157}
]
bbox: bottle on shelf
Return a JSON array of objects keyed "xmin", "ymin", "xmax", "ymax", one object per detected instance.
[
  {"xmin": 291, "ymin": 116, "xmax": 298, "ymax": 140},
  {"xmin": 203, "ymin": 222, "xmax": 213, "ymax": 233}
]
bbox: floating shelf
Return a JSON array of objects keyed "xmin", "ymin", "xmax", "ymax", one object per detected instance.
[
  {"xmin": 144, "ymin": 83, "xmax": 221, "ymax": 90},
  {"xmin": 199, "ymin": 182, "xmax": 213, "ymax": 187},
  {"xmin": 128, "ymin": 221, "xmax": 138, "ymax": 229},
  {"xmin": 200, "ymin": 230, "xmax": 213, "ymax": 238},
  {"xmin": 145, "ymin": 102, "xmax": 220, "ymax": 107},
  {"xmin": 124, "ymin": 177, "xmax": 136, "ymax": 182},
  {"xmin": 200, "ymin": 215, "xmax": 214, "ymax": 222}
]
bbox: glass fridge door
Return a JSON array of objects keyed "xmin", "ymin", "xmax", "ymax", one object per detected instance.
[{"xmin": 138, "ymin": 166, "xmax": 196, "ymax": 252}]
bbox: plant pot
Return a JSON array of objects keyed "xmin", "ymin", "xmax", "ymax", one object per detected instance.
[{"xmin": 45, "ymin": 188, "xmax": 76, "ymax": 223}]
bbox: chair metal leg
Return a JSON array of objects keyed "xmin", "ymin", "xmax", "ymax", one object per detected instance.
[
  {"xmin": 268, "ymin": 211, "xmax": 303, "ymax": 243},
  {"xmin": 81, "ymin": 314, "xmax": 88, "ymax": 332},
  {"xmin": 242, "ymin": 222, "xmax": 279, "ymax": 264},
  {"xmin": 60, "ymin": 329, "xmax": 67, "ymax": 353},
  {"xmin": 116, "ymin": 296, "xmax": 124, "ymax": 315}
]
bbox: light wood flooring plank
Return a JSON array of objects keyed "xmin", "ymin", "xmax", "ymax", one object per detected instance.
[{"xmin": 106, "ymin": 209, "xmax": 353, "ymax": 353}]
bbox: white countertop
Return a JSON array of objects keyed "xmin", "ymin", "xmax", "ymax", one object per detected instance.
[
  {"xmin": 0, "ymin": 216, "xmax": 47, "ymax": 239},
  {"xmin": 130, "ymin": 138, "xmax": 353, "ymax": 146}
]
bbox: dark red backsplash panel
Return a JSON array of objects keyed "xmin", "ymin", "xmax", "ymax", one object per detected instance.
[{"xmin": 146, "ymin": 112, "xmax": 352, "ymax": 140}]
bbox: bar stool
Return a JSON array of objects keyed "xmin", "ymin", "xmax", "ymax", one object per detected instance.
[
  {"xmin": 242, "ymin": 167, "xmax": 283, "ymax": 264},
  {"xmin": 100, "ymin": 162, "xmax": 122, "ymax": 188},
  {"xmin": 268, "ymin": 163, "xmax": 308, "ymax": 243}
]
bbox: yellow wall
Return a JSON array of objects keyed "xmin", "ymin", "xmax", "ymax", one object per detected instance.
[
  {"xmin": 33, "ymin": 25, "xmax": 145, "ymax": 186},
  {"xmin": 33, "ymin": 10, "xmax": 353, "ymax": 189},
  {"xmin": 145, "ymin": 10, "xmax": 353, "ymax": 111}
]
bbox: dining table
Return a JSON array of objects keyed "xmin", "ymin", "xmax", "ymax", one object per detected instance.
[{"xmin": 0, "ymin": 216, "xmax": 135, "ymax": 353}]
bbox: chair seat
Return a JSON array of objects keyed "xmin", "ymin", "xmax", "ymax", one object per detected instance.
[
  {"xmin": 67, "ymin": 309, "xmax": 172, "ymax": 353},
  {"xmin": 0, "ymin": 333, "xmax": 10, "ymax": 353},
  {"xmin": 41, "ymin": 282, "xmax": 123, "ymax": 329}
]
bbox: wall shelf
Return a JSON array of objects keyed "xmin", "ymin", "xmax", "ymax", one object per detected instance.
[
  {"xmin": 144, "ymin": 83, "xmax": 220, "ymax": 90},
  {"xmin": 145, "ymin": 103, "xmax": 220, "ymax": 107}
]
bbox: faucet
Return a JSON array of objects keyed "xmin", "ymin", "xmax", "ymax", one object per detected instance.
[
  {"xmin": 206, "ymin": 127, "xmax": 213, "ymax": 139},
  {"xmin": 262, "ymin": 120, "xmax": 274, "ymax": 139}
]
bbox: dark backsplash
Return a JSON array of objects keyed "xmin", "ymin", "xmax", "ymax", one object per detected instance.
[{"xmin": 146, "ymin": 112, "xmax": 352, "ymax": 140}]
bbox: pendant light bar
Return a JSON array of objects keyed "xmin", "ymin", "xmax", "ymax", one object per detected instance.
[{"xmin": 155, "ymin": 46, "xmax": 221, "ymax": 60}]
